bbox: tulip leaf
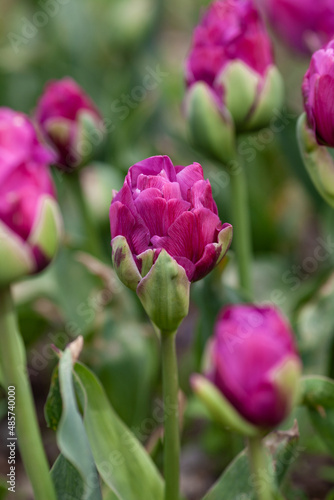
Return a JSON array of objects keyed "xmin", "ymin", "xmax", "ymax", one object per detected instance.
[
  {"xmin": 202, "ymin": 424, "xmax": 299, "ymax": 500},
  {"xmin": 45, "ymin": 365, "xmax": 62, "ymax": 431},
  {"xmin": 51, "ymin": 454, "xmax": 85, "ymax": 500},
  {"xmin": 56, "ymin": 349, "xmax": 102, "ymax": 500},
  {"xmin": 73, "ymin": 361, "xmax": 164, "ymax": 500},
  {"xmin": 299, "ymin": 375, "xmax": 334, "ymax": 456}
]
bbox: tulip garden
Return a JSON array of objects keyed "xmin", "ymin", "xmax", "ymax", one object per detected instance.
[{"xmin": 1, "ymin": 0, "xmax": 334, "ymax": 499}]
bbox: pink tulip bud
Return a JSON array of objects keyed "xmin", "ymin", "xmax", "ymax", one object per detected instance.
[
  {"xmin": 207, "ymin": 304, "xmax": 301, "ymax": 428},
  {"xmin": 35, "ymin": 77, "xmax": 104, "ymax": 171},
  {"xmin": 302, "ymin": 39, "xmax": 334, "ymax": 148},
  {"xmin": 109, "ymin": 156, "xmax": 232, "ymax": 332},
  {"xmin": 0, "ymin": 108, "xmax": 62, "ymax": 285},
  {"xmin": 260, "ymin": 0, "xmax": 334, "ymax": 54},
  {"xmin": 185, "ymin": 0, "xmax": 283, "ymax": 143}
]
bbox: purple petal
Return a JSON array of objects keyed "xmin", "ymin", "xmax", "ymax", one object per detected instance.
[
  {"xmin": 188, "ymin": 179, "xmax": 217, "ymax": 213},
  {"xmin": 134, "ymin": 190, "xmax": 166, "ymax": 237},
  {"xmin": 176, "ymin": 163, "xmax": 204, "ymax": 199},
  {"xmin": 109, "ymin": 201, "xmax": 149, "ymax": 254},
  {"xmin": 163, "ymin": 199, "xmax": 191, "ymax": 233},
  {"xmin": 314, "ymin": 74, "xmax": 334, "ymax": 146},
  {"xmin": 129, "ymin": 155, "xmax": 177, "ymax": 188}
]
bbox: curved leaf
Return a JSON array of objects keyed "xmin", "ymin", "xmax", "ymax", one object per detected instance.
[{"xmin": 74, "ymin": 362, "xmax": 164, "ymax": 500}]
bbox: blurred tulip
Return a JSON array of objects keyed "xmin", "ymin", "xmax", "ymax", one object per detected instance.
[
  {"xmin": 204, "ymin": 304, "xmax": 301, "ymax": 428},
  {"xmin": 302, "ymin": 39, "xmax": 334, "ymax": 148},
  {"xmin": 260, "ymin": 0, "xmax": 334, "ymax": 54},
  {"xmin": 0, "ymin": 108, "xmax": 62, "ymax": 286},
  {"xmin": 35, "ymin": 77, "xmax": 104, "ymax": 171},
  {"xmin": 184, "ymin": 0, "xmax": 284, "ymax": 163},
  {"xmin": 109, "ymin": 155, "xmax": 233, "ymax": 331}
]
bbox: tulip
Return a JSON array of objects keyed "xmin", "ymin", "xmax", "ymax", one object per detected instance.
[
  {"xmin": 195, "ymin": 304, "xmax": 301, "ymax": 429},
  {"xmin": 184, "ymin": 0, "xmax": 284, "ymax": 163},
  {"xmin": 260, "ymin": 0, "xmax": 334, "ymax": 54},
  {"xmin": 35, "ymin": 77, "xmax": 104, "ymax": 171},
  {"xmin": 109, "ymin": 155, "xmax": 233, "ymax": 332},
  {"xmin": 0, "ymin": 108, "xmax": 62, "ymax": 286},
  {"xmin": 302, "ymin": 40, "xmax": 334, "ymax": 148}
]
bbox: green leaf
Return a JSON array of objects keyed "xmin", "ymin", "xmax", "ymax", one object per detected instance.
[
  {"xmin": 57, "ymin": 350, "xmax": 102, "ymax": 500},
  {"xmin": 300, "ymin": 375, "xmax": 334, "ymax": 456},
  {"xmin": 51, "ymin": 454, "xmax": 85, "ymax": 500},
  {"xmin": 45, "ymin": 365, "xmax": 62, "ymax": 431},
  {"xmin": 202, "ymin": 424, "xmax": 300, "ymax": 500},
  {"xmin": 74, "ymin": 362, "xmax": 164, "ymax": 500},
  {"xmin": 299, "ymin": 375, "xmax": 334, "ymax": 408}
]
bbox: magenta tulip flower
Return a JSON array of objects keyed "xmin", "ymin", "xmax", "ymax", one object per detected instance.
[
  {"xmin": 261, "ymin": 0, "xmax": 334, "ymax": 54},
  {"xmin": 206, "ymin": 304, "xmax": 301, "ymax": 428},
  {"xmin": 0, "ymin": 108, "xmax": 62, "ymax": 285},
  {"xmin": 184, "ymin": 0, "xmax": 283, "ymax": 154},
  {"xmin": 109, "ymin": 156, "xmax": 233, "ymax": 332},
  {"xmin": 35, "ymin": 77, "xmax": 104, "ymax": 171},
  {"xmin": 302, "ymin": 39, "xmax": 334, "ymax": 148}
]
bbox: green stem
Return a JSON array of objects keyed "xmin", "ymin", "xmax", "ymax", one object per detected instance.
[
  {"xmin": 0, "ymin": 287, "xmax": 57, "ymax": 500},
  {"xmin": 248, "ymin": 436, "xmax": 274, "ymax": 500},
  {"xmin": 229, "ymin": 164, "xmax": 253, "ymax": 296},
  {"xmin": 161, "ymin": 331, "xmax": 180, "ymax": 500},
  {"xmin": 66, "ymin": 171, "xmax": 104, "ymax": 259}
]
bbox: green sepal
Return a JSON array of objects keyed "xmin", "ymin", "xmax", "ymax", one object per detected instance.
[
  {"xmin": 245, "ymin": 66, "xmax": 284, "ymax": 131},
  {"xmin": 270, "ymin": 357, "xmax": 301, "ymax": 414},
  {"xmin": 137, "ymin": 248, "xmax": 155, "ymax": 278},
  {"xmin": 191, "ymin": 374, "xmax": 260, "ymax": 437},
  {"xmin": 0, "ymin": 221, "xmax": 34, "ymax": 286},
  {"xmin": 111, "ymin": 235, "xmax": 142, "ymax": 292},
  {"xmin": 76, "ymin": 110, "xmax": 105, "ymax": 168},
  {"xmin": 29, "ymin": 195, "xmax": 62, "ymax": 261},
  {"xmin": 297, "ymin": 113, "xmax": 334, "ymax": 207},
  {"xmin": 45, "ymin": 117, "xmax": 72, "ymax": 148},
  {"xmin": 217, "ymin": 60, "xmax": 260, "ymax": 128},
  {"xmin": 215, "ymin": 224, "xmax": 233, "ymax": 263},
  {"xmin": 136, "ymin": 249, "xmax": 190, "ymax": 333},
  {"xmin": 185, "ymin": 82, "xmax": 236, "ymax": 165}
]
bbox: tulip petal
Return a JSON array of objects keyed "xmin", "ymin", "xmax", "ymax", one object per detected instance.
[
  {"xmin": 130, "ymin": 155, "xmax": 177, "ymax": 187},
  {"xmin": 188, "ymin": 180, "xmax": 217, "ymax": 213},
  {"xmin": 314, "ymin": 74, "xmax": 334, "ymax": 146},
  {"xmin": 176, "ymin": 162, "xmax": 204, "ymax": 199},
  {"xmin": 109, "ymin": 202, "xmax": 150, "ymax": 254}
]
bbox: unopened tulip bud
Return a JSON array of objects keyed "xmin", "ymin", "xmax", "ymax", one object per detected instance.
[
  {"xmin": 0, "ymin": 108, "xmax": 62, "ymax": 286},
  {"xmin": 184, "ymin": 0, "xmax": 284, "ymax": 163},
  {"xmin": 195, "ymin": 304, "xmax": 301, "ymax": 431},
  {"xmin": 35, "ymin": 78, "xmax": 105, "ymax": 171}
]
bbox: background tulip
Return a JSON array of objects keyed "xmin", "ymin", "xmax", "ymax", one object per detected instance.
[
  {"xmin": 302, "ymin": 40, "xmax": 334, "ymax": 148},
  {"xmin": 0, "ymin": 108, "xmax": 62, "ymax": 286},
  {"xmin": 207, "ymin": 304, "xmax": 301, "ymax": 428},
  {"xmin": 184, "ymin": 0, "xmax": 283, "ymax": 149},
  {"xmin": 260, "ymin": 0, "xmax": 334, "ymax": 54},
  {"xmin": 35, "ymin": 77, "xmax": 104, "ymax": 171}
]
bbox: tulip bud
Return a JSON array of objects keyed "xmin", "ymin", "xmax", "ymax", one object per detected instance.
[
  {"xmin": 195, "ymin": 304, "xmax": 301, "ymax": 430},
  {"xmin": 110, "ymin": 155, "xmax": 233, "ymax": 332},
  {"xmin": 0, "ymin": 108, "xmax": 62, "ymax": 286},
  {"xmin": 35, "ymin": 78, "xmax": 105, "ymax": 172},
  {"xmin": 297, "ymin": 114, "xmax": 334, "ymax": 208},
  {"xmin": 302, "ymin": 40, "xmax": 334, "ymax": 148},
  {"xmin": 260, "ymin": 0, "xmax": 334, "ymax": 54},
  {"xmin": 184, "ymin": 0, "xmax": 284, "ymax": 163}
]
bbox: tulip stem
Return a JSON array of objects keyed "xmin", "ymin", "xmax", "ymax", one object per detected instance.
[
  {"xmin": 161, "ymin": 331, "xmax": 180, "ymax": 500},
  {"xmin": 248, "ymin": 436, "xmax": 274, "ymax": 500},
  {"xmin": 0, "ymin": 287, "xmax": 57, "ymax": 500},
  {"xmin": 229, "ymin": 163, "xmax": 252, "ymax": 296},
  {"xmin": 67, "ymin": 171, "xmax": 104, "ymax": 259}
]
